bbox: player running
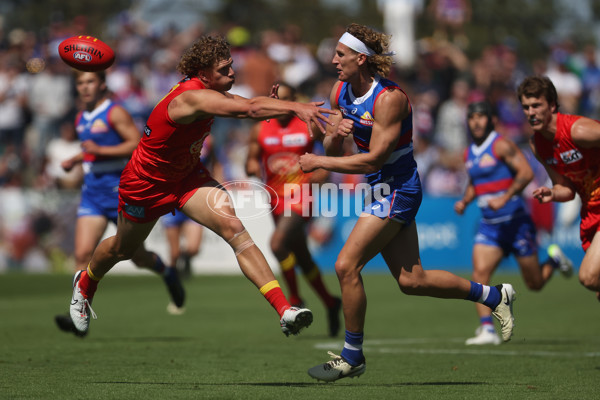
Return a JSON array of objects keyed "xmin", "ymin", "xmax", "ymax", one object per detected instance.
[
  {"xmin": 455, "ymin": 100, "xmax": 572, "ymax": 345},
  {"xmin": 55, "ymin": 70, "xmax": 184, "ymax": 336},
  {"xmin": 299, "ymin": 23, "xmax": 516, "ymax": 382}
]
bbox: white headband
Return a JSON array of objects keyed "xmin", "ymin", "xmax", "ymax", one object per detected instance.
[
  {"xmin": 338, "ymin": 32, "xmax": 396, "ymax": 57},
  {"xmin": 339, "ymin": 32, "xmax": 376, "ymax": 56}
]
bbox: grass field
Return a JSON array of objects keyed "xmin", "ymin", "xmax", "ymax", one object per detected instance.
[{"xmin": 1, "ymin": 271, "xmax": 600, "ymax": 399}]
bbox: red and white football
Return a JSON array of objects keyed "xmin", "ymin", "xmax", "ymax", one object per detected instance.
[{"xmin": 58, "ymin": 35, "xmax": 115, "ymax": 72}]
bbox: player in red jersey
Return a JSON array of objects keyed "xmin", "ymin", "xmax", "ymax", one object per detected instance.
[
  {"xmin": 246, "ymin": 82, "xmax": 341, "ymax": 337},
  {"xmin": 518, "ymin": 75, "xmax": 600, "ymax": 300},
  {"xmin": 67, "ymin": 35, "xmax": 335, "ymax": 337}
]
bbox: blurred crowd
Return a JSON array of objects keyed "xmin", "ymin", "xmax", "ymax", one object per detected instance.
[{"xmin": 1, "ymin": 8, "xmax": 599, "ymax": 201}]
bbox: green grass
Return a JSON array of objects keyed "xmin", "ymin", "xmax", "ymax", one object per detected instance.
[{"xmin": 1, "ymin": 272, "xmax": 600, "ymax": 399}]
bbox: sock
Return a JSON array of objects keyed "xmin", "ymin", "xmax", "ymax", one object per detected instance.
[
  {"xmin": 79, "ymin": 266, "xmax": 100, "ymax": 299},
  {"xmin": 466, "ymin": 281, "xmax": 501, "ymax": 310},
  {"xmin": 340, "ymin": 330, "xmax": 364, "ymax": 366},
  {"xmin": 545, "ymin": 256, "xmax": 559, "ymax": 270},
  {"xmin": 260, "ymin": 280, "xmax": 290, "ymax": 317},
  {"xmin": 279, "ymin": 253, "xmax": 302, "ymax": 306},
  {"xmin": 151, "ymin": 253, "xmax": 167, "ymax": 275},
  {"xmin": 480, "ymin": 316, "xmax": 495, "ymax": 332},
  {"xmin": 304, "ymin": 263, "xmax": 336, "ymax": 308}
]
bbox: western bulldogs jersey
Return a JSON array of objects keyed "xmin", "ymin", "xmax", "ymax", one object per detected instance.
[
  {"xmin": 335, "ymin": 75, "xmax": 418, "ymax": 186},
  {"xmin": 75, "ymin": 99, "xmax": 128, "ymax": 192},
  {"xmin": 465, "ymin": 131, "xmax": 527, "ymax": 222}
]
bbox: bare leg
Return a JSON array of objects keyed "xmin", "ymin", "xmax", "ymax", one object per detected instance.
[
  {"xmin": 73, "ymin": 216, "xmax": 109, "ymax": 270},
  {"xmin": 471, "ymin": 244, "xmax": 503, "ymax": 321}
]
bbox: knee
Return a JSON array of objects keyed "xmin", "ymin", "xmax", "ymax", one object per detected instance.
[
  {"xmin": 334, "ymin": 257, "xmax": 359, "ymax": 283},
  {"xmin": 579, "ymin": 270, "xmax": 600, "ymax": 290},
  {"xmin": 524, "ymin": 280, "xmax": 543, "ymax": 292},
  {"xmin": 74, "ymin": 249, "xmax": 94, "ymax": 266},
  {"xmin": 218, "ymin": 219, "xmax": 246, "ymax": 243}
]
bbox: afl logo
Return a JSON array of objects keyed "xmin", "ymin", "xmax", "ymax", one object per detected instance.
[
  {"xmin": 206, "ymin": 180, "xmax": 278, "ymax": 220},
  {"xmin": 73, "ymin": 52, "xmax": 92, "ymax": 63}
]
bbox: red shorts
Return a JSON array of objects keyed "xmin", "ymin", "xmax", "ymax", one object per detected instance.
[
  {"xmin": 580, "ymin": 207, "xmax": 600, "ymax": 251},
  {"xmin": 118, "ymin": 164, "xmax": 214, "ymax": 223}
]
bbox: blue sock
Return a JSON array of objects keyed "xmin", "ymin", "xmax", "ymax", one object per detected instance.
[
  {"xmin": 340, "ymin": 330, "xmax": 364, "ymax": 366},
  {"xmin": 466, "ymin": 281, "xmax": 501, "ymax": 310},
  {"xmin": 480, "ymin": 316, "xmax": 495, "ymax": 332},
  {"xmin": 150, "ymin": 254, "xmax": 166, "ymax": 275}
]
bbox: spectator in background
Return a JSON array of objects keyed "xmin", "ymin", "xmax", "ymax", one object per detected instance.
[
  {"xmin": 41, "ymin": 114, "xmax": 83, "ymax": 190},
  {"xmin": 27, "ymin": 56, "xmax": 74, "ymax": 174},
  {"xmin": 0, "ymin": 55, "xmax": 28, "ymax": 155}
]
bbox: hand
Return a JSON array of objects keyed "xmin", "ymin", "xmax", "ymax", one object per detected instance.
[
  {"xmin": 298, "ymin": 152, "xmax": 321, "ymax": 173},
  {"xmin": 61, "ymin": 159, "xmax": 75, "ymax": 172},
  {"xmin": 532, "ymin": 186, "xmax": 553, "ymax": 203},
  {"xmin": 454, "ymin": 200, "xmax": 466, "ymax": 215},
  {"xmin": 269, "ymin": 84, "xmax": 279, "ymax": 99},
  {"xmin": 335, "ymin": 118, "xmax": 354, "ymax": 138},
  {"xmin": 295, "ymin": 101, "xmax": 336, "ymax": 134},
  {"xmin": 81, "ymin": 139, "xmax": 100, "ymax": 155}
]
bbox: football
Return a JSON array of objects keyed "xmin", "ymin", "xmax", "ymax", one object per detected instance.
[{"xmin": 58, "ymin": 35, "xmax": 115, "ymax": 72}]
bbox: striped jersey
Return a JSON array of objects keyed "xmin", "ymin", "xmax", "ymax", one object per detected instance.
[{"xmin": 465, "ymin": 131, "xmax": 527, "ymax": 222}]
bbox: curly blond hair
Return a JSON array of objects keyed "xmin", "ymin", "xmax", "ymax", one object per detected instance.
[
  {"xmin": 176, "ymin": 36, "xmax": 231, "ymax": 77},
  {"xmin": 346, "ymin": 23, "xmax": 393, "ymax": 78}
]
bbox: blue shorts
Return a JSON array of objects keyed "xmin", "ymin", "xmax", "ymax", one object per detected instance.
[
  {"xmin": 475, "ymin": 214, "xmax": 538, "ymax": 257},
  {"xmin": 161, "ymin": 209, "xmax": 190, "ymax": 228},
  {"xmin": 77, "ymin": 186, "xmax": 119, "ymax": 224},
  {"xmin": 363, "ymin": 174, "xmax": 422, "ymax": 224}
]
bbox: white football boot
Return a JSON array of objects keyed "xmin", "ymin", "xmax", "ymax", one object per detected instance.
[
  {"xmin": 280, "ymin": 307, "xmax": 313, "ymax": 336},
  {"xmin": 465, "ymin": 325, "xmax": 501, "ymax": 345},
  {"xmin": 491, "ymin": 283, "xmax": 516, "ymax": 342},
  {"xmin": 308, "ymin": 351, "xmax": 366, "ymax": 382},
  {"xmin": 69, "ymin": 270, "xmax": 97, "ymax": 335}
]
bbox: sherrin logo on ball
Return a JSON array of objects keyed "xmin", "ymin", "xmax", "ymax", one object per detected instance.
[{"xmin": 58, "ymin": 35, "xmax": 115, "ymax": 72}]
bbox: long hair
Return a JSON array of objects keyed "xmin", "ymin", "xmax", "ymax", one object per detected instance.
[{"xmin": 346, "ymin": 23, "xmax": 393, "ymax": 78}]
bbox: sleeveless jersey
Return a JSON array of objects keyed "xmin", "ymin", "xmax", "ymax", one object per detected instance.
[
  {"xmin": 335, "ymin": 75, "xmax": 418, "ymax": 186},
  {"xmin": 75, "ymin": 99, "xmax": 128, "ymax": 191},
  {"xmin": 257, "ymin": 116, "xmax": 313, "ymax": 196},
  {"xmin": 533, "ymin": 113, "xmax": 600, "ymax": 210},
  {"xmin": 129, "ymin": 76, "xmax": 214, "ymax": 183},
  {"xmin": 465, "ymin": 131, "xmax": 527, "ymax": 222}
]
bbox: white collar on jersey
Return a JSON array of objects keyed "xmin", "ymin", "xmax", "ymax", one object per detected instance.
[
  {"xmin": 470, "ymin": 131, "xmax": 498, "ymax": 157},
  {"xmin": 82, "ymin": 98, "xmax": 112, "ymax": 121},
  {"xmin": 347, "ymin": 75, "xmax": 381, "ymax": 105}
]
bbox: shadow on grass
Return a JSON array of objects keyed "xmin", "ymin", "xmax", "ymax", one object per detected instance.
[
  {"xmin": 94, "ymin": 381, "xmax": 488, "ymax": 387},
  {"xmin": 92, "ymin": 336, "xmax": 195, "ymax": 343}
]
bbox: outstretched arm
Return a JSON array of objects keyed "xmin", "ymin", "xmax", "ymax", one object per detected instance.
[{"xmin": 169, "ymin": 89, "xmax": 336, "ymax": 134}]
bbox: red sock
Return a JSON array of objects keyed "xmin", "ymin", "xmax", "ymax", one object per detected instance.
[
  {"xmin": 305, "ymin": 265, "xmax": 336, "ymax": 307},
  {"xmin": 260, "ymin": 281, "xmax": 291, "ymax": 317},
  {"xmin": 78, "ymin": 270, "xmax": 99, "ymax": 299},
  {"xmin": 282, "ymin": 269, "xmax": 302, "ymax": 305}
]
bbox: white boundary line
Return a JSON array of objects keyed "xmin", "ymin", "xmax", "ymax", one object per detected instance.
[{"xmin": 314, "ymin": 339, "xmax": 600, "ymax": 358}]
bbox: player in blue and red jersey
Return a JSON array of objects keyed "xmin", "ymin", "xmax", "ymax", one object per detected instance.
[
  {"xmin": 455, "ymin": 101, "xmax": 572, "ymax": 346},
  {"xmin": 55, "ymin": 70, "xmax": 184, "ymax": 336},
  {"xmin": 300, "ymin": 23, "xmax": 517, "ymax": 382},
  {"xmin": 519, "ymin": 75, "xmax": 600, "ymax": 301},
  {"xmin": 67, "ymin": 36, "xmax": 335, "ymax": 338},
  {"xmin": 246, "ymin": 82, "xmax": 341, "ymax": 337}
]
